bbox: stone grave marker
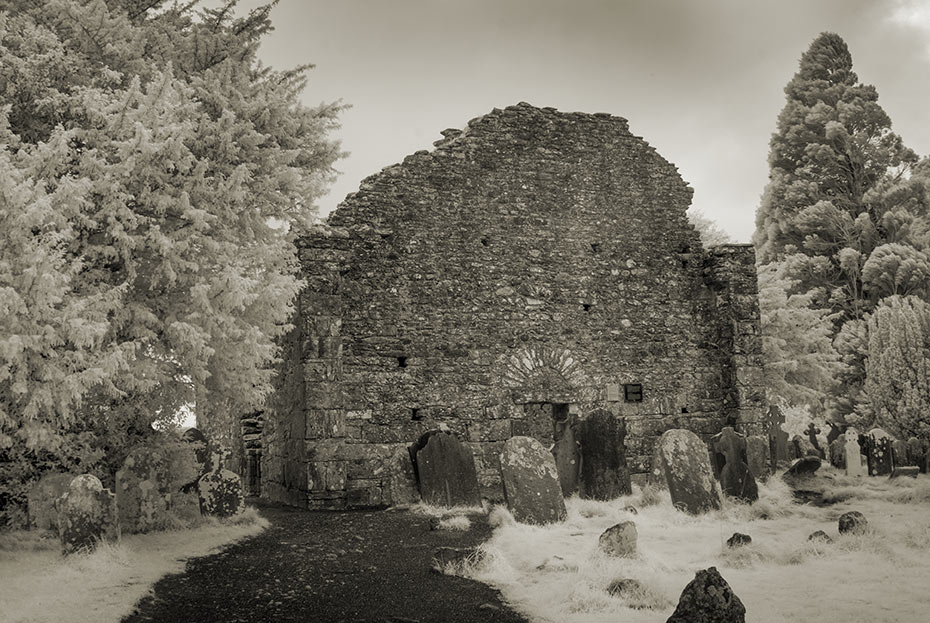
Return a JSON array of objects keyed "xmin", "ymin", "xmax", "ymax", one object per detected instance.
[
  {"xmin": 845, "ymin": 428, "xmax": 867, "ymax": 478},
  {"xmin": 825, "ymin": 422, "xmax": 843, "ymax": 445},
  {"xmin": 551, "ymin": 412, "xmax": 579, "ymax": 496},
  {"xmin": 711, "ymin": 427, "xmax": 758, "ymax": 503},
  {"xmin": 865, "ymin": 428, "xmax": 894, "ymax": 476},
  {"xmin": 654, "ymin": 429, "xmax": 721, "ymax": 515},
  {"xmin": 892, "ymin": 439, "xmax": 909, "ymax": 468},
  {"xmin": 576, "ymin": 410, "xmax": 631, "ymax": 500},
  {"xmin": 666, "ymin": 567, "xmax": 745, "ymax": 623},
  {"xmin": 765, "ymin": 405, "xmax": 788, "ymax": 470},
  {"xmin": 410, "ymin": 431, "xmax": 481, "ymax": 507},
  {"xmin": 889, "ymin": 466, "xmax": 919, "ymax": 479},
  {"xmin": 57, "ymin": 474, "xmax": 119, "ymax": 555},
  {"xmin": 745, "ymin": 435, "xmax": 770, "ymax": 480},
  {"xmin": 806, "ymin": 422, "xmax": 824, "ymax": 458},
  {"xmin": 499, "ymin": 436, "xmax": 566, "ymax": 524},
  {"xmin": 784, "ymin": 455, "xmax": 821, "ymax": 478},
  {"xmin": 906, "ymin": 437, "xmax": 925, "ymax": 470},
  {"xmin": 198, "ymin": 468, "xmax": 244, "ymax": 518},
  {"xmin": 27, "ymin": 472, "xmax": 76, "ymax": 531},
  {"xmin": 116, "ymin": 446, "xmax": 170, "ymax": 533}
]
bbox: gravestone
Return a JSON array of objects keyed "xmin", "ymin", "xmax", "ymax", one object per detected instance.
[
  {"xmin": 828, "ymin": 437, "xmax": 845, "ymax": 469},
  {"xmin": 891, "ymin": 439, "xmax": 909, "ymax": 468},
  {"xmin": 906, "ymin": 437, "xmax": 929, "ymax": 473},
  {"xmin": 576, "ymin": 411, "xmax": 631, "ymax": 500},
  {"xmin": 654, "ymin": 429, "xmax": 721, "ymax": 515},
  {"xmin": 845, "ymin": 428, "xmax": 867, "ymax": 478},
  {"xmin": 745, "ymin": 435, "xmax": 770, "ymax": 480},
  {"xmin": 865, "ymin": 429, "xmax": 894, "ymax": 476},
  {"xmin": 116, "ymin": 446, "xmax": 169, "ymax": 533},
  {"xmin": 765, "ymin": 406, "xmax": 788, "ymax": 470},
  {"xmin": 711, "ymin": 427, "xmax": 758, "ymax": 503},
  {"xmin": 666, "ymin": 567, "xmax": 745, "ymax": 623},
  {"xmin": 410, "ymin": 431, "xmax": 481, "ymax": 507},
  {"xmin": 499, "ymin": 436, "xmax": 566, "ymax": 524},
  {"xmin": 552, "ymin": 413, "xmax": 579, "ymax": 496},
  {"xmin": 27, "ymin": 472, "xmax": 76, "ymax": 531},
  {"xmin": 889, "ymin": 466, "xmax": 919, "ymax": 479},
  {"xmin": 793, "ymin": 435, "xmax": 818, "ymax": 458},
  {"xmin": 598, "ymin": 520, "xmax": 637, "ymax": 558},
  {"xmin": 57, "ymin": 474, "xmax": 119, "ymax": 555},
  {"xmin": 198, "ymin": 468, "xmax": 244, "ymax": 518}
]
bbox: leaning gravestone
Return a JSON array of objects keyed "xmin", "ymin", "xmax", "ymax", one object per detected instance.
[
  {"xmin": 411, "ymin": 431, "xmax": 481, "ymax": 507},
  {"xmin": 655, "ymin": 429, "xmax": 721, "ymax": 515},
  {"xmin": 27, "ymin": 472, "xmax": 76, "ymax": 531},
  {"xmin": 666, "ymin": 567, "xmax": 745, "ymax": 623},
  {"xmin": 745, "ymin": 435, "xmax": 770, "ymax": 481},
  {"xmin": 845, "ymin": 428, "xmax": 867, "ymax": 478},
  {"xmin": 57, "ymin": 475, "xmax": 119, "ymax": 555},
  {"xmin": 576, "ymin": 411, "xmax": 632, "ymax": 500},
  {"xmin": 499, "ymin": 436, "xmax": 566, "ymax": 524},
  {"xmin": 784, "ymin": 456, "xmax": 821, "ymax": 479},
  {"xmin": 711, "ymin": 427, "xmax": 758, "ymax": 503}
]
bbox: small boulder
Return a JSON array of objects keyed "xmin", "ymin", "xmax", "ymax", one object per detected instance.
[
  {"xmin": 57, "ymin": 474, "xmax": 119, "ymax": 555},
  {"xmin": 726, "ymin": 533, "xmax": 751, "ymax": 548},
  {"xmin": 599, "ymin": 521, "xmax": 637, "ymax": 558},
  {"xmin": 783, "ymin": 456, "xmax": 821, "ymax": 479},
  {"xmin": 838, "ymin": 511, "xmax": 868, "ymax": 535},
  {"xmin": 607, "ymin": 578, "xmax": 646, "ymax": 598},
  {"xmin": 666, "ymin": 567, "xmax": 745, "ymax": 623},
  {"xmin": 808, "ymin": 530, "xmax": 833, "ymax": 544}
]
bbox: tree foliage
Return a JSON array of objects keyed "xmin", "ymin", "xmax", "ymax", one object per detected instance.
[
  {"xmin": 757, "ymin": 262, "xmax": 844, "ymax": 409},
  {"xmin": 862, "ymin": 295, "xmax": 930, "ymax": 438},
  {"xmin": 0, "ymin": 0, "xmax": 342, "ymax": 480}
]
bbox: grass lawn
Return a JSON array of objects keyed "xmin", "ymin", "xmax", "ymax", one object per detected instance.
[
  {"xmin": 0, "ymin": 508, "xmax": 268, "ymax": 623},
  {"xmin": 451, "ymin": 467, "xmax": 930, "ymax": 623}
]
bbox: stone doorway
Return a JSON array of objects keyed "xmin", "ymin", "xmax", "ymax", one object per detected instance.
[{"xmin": 517, "ymin": 403, "xmax": 579, "ymax": 495}]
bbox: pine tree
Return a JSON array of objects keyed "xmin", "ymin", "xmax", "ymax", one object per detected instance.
[
  {"xmin": 0, "ymin": 0, "xmax": 343, "ymax": 514},
  {"xmin": 754, "ymin": 32, "xmax": 918, "ymax": 319}
]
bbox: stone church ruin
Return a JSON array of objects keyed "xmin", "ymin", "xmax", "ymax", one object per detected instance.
[{"xmin": 260, "ymin": 102, "xmax": 766, "ymax": 510}]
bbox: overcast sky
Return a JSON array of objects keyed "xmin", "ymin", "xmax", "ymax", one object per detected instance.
[{"xmin": 229, "ymin": 0, "xmax": 930, "ymax": 242}]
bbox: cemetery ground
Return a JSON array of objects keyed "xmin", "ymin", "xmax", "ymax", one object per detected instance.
[{"xmin": 3, "ymin": 467, "xmax": 930, "ymax": 622}]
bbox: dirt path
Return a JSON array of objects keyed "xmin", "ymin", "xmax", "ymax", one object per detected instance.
[{"xmin": 123, "ymin": 501, "xmax": 527, "ymax": 623}]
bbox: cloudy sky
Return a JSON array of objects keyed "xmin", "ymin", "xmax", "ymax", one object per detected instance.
[{"xmin": 231, "ymin": 0, "xmax": 930, "ymax": 242}]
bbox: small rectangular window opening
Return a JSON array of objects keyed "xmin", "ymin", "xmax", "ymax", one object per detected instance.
[
  {"xmin": 397, "ymin": 356, "xmax": 408, "ymax": 368},
  {"xmin": 624, "ymin": 384, "xmax": 643, "ymax": 403},
  {"xmin": 410, "ymin": 408, "xmax": 421, "ymax": 421}
]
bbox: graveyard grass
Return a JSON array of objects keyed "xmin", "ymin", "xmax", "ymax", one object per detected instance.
[
  {"xmin": 0, "ymin": 507, "xmax": 268, "ymax": 623},
  {"xmin": 450, "ymin": 467, "xmax": 930, "ymax": 623}
]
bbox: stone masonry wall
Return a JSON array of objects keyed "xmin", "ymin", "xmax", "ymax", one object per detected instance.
[{"xmin": 261, "ymin": 103, "xmax": 766, "ymax": 509}]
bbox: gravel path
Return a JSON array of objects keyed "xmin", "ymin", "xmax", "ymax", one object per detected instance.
[{"xmin": 123, "ymin": 501, "xmax": 528, "ymax": 623}]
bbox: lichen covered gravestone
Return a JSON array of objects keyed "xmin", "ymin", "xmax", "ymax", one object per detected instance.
[
  {"xmin": 116, "ymin": 446, "xmax": 169, "ymax": 533},
  {"xmin": 409, "ymin": 431, "xmax": 481, "ymax": 507},
  {"xmin": 198, "ymin": 468, "xmax": 244, "ymax": 518},
  {"xmin": 499, "ymin": 436, "xmax": 566, "ymax": 524},
  {"xmin": 654, "ymin": 429, "xmax": 721, "ymax": 515},
  {"xmin": 576, "ymin": 410, "xmax": 631, "ymax": 500},
  {"xmin": 57, "ymin": 475, "xmax": 119, "ymax": 554},
  {"xmin": 711, "ymin": 427, "xmax": 758, "ymax": 503},
  {"xmin": 27, "ymin": 472, "xmax": 76, "ymax": 531},
  {"xmin": 666, "ymin": 567, "xmax": 745, "ymax": 623},
  {"xmin": 865, "ymin": 428, "xmax": 894, "ymax": 476}
]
